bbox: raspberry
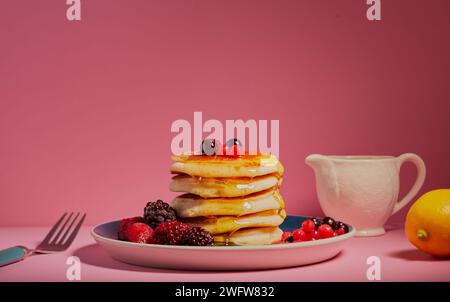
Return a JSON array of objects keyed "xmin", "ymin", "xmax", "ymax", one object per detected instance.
[
  {"xmin": 151, "ymin": 221, "xmax": 192, "ymax": 245},
  {"xmin": 183, "ymin": 227, "xmax": 213, "ymax": 246},
  {"xmin": 143, "ymin": 200, "xmax": 177, "ymax": 229},
  {"xmin": 118, "ymin": 216, "xmax": 144, "ymax": 240},
  {"xmin": 125, "ymin": 223, "xmax": 153, "ymax": 243}
]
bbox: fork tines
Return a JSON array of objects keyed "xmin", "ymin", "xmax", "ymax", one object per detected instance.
[{"xmin": 38, "ymin": 212, "xmax": 86, "ymax": 251}]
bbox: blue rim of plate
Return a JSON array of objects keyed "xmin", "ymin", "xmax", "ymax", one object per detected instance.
[{"xmin": 91, "ymin": 215, "xmax": 355, "ymax": 250}]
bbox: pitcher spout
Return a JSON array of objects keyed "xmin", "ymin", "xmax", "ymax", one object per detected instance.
[
  {"xmin": 305, "ymin": 154, "xmax": 326, "ymax": 170},
  {"xmin": 305, "ymin": 153, "xmax": 339, "ymax": 201}
]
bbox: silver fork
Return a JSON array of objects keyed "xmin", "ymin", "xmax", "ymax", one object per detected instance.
[{"xmin": 0, "ymin": 212, "xmax": 86, "ymax": 267}]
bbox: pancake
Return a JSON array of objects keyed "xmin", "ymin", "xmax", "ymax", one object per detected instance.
[
  {"xmin": 214, "ymin": 227, "xmax": 283, "ymax": 245},
  {"xmin": 169, "ymin": 173, "xmax": 281, "ymax": 198},
  {"xmin": 170, "ymin": 153, "xmax": 284, "ymax": 178},
  {"xmin": 172, "ymin": 189, "xmax": 285, "ymax": 218},
  {"xmin": 181, "ymin": 209, "xmax": 286, "ymax": 235}
]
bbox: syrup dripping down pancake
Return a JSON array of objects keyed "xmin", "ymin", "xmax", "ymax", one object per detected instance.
[
  {"xmin": 169, "ymin": 173, "xmax": 282, "ymax": 198},
  {"xmin": 171, "ymin": 189, "xmax": 285, "ymax": 218},
  {"xmin": 214, "ymin": 227, "xmax": 283, "ymax": 246},
  {"xmin": 170, "ymin": 153, "xmax": 284, "ymax": 178},
  {"xmin": 181, "ymin": 209, "xmax": 286, "ymax": 235}
]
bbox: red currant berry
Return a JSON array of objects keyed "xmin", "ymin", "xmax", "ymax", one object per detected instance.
[
  {"xmin": 317, "ymin": 224, "xmax": 334, "ymax": 239},
  {"xmin": 296, "ymin": 230, "xmax": 314, "ymax": 241},
  {"xmin": 334, "ymin": 221, "xmax": 349, "ymax": 233},
  {"xmin": 304, "ymin": 230, "xmax": 315, "ymax": 241},
  {"xmin": 312, "ymin": 230, "xmax": 319, "ymax": 240},
  {"xmin": 281, "ymin": 231, "xmax": 293, "ymax": 242},
  {"xmin": 225, "ymin": 138, "xmax": 242, "ymax": 148},
  {"xmin": 301, "ymin": 219, "xmax": 315, "ymax": 233},
  {"xmin": 223, "ymin": 139, "xmax": 243, "ymax": 157},
  {"xmin": 222, "ymin": 144, "xmax": 240, "ymax": 157},
  {"xmin": 335, "ymin": 228, "xmax": 345, "ymax": 236},
  {"xmin": 292, "ymin": 229, "xmax": 307, "ymax": 241},
  {"xmin": 232, "ymin": 145, "xmax": 241, "ymax": 157}
]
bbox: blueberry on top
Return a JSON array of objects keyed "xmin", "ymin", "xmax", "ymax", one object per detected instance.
[
  {"xmin": 201, "ymin": 139, "xmax": 218, "ymax": 156},
  {"xmin": 225, "ymin": 138, "xmax": 242, "ymax": 148}
]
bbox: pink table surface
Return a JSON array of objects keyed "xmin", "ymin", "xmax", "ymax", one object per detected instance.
[{"xmin": 0, "ymin": 225, "xmax": 449, "ymax": 282}]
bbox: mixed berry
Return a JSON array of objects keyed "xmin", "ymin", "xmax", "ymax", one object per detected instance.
[
  {"xmin": 118, "ymin": 201, "xmax": 349, "ymax": 246},
  {"xmin": 118, "ymin": 199, "xmax": 214, "ymax": 246},
  {"xmin": 281, "ymin": 216, "xmax": 349, "ymax": 243},
  {"xmin": 200, "ymin": 138, "xmax": 242, "ymax": 157}
]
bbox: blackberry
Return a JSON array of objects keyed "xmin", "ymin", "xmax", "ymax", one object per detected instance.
[
  {"xmin": 144, "ymin": 200, "xmax": 177, "ymax": 229},
  {"xmin": 183, "ymin": 227, "xmax": 214, "ymax": 246}
]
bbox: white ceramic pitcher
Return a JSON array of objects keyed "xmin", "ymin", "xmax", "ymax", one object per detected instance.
[{"xmin": 305, "ymin": 154, "xmax": 426, "ymax": 237}]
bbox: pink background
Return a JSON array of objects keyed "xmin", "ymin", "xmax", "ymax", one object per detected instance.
[{"xmin": 1, "ymin": 0, "xmax": 449, "ymax": 227}]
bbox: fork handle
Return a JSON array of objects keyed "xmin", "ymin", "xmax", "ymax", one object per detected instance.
[{"xmin": 0, "ymin": 246, "xmax": 28, "ymax": 267}]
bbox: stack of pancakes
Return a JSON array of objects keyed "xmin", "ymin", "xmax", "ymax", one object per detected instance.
[{"xmin": 169, "ymin": 153, "xmax": 286, "ymax": 245}]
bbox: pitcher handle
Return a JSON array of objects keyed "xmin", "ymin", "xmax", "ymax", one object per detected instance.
[{"xmin": 392, "ymin": 153, "xmax": 426, "ymax": 214}]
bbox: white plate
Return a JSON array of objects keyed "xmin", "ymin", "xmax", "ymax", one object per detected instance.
[{"xmin": 91, "ymin": 216, "xmax": 355, "ymax": 270}]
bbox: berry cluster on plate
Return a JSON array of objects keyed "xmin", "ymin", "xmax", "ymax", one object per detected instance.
[
  {"xmin": 118, "ymin": 200, "xmax": 214, "ymax": 246},
  {"xmin": 201, "ymin": 138, "xmax": 242, "ymax": 157},
  {"xmin": 281, "ymin": 216, "xmax": 350, "ymax": 243}
]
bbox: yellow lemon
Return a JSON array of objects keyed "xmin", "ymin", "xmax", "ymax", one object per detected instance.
[{"xmin": 405, "ymin": 189, "xmax": 450, "ymax": 257}]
